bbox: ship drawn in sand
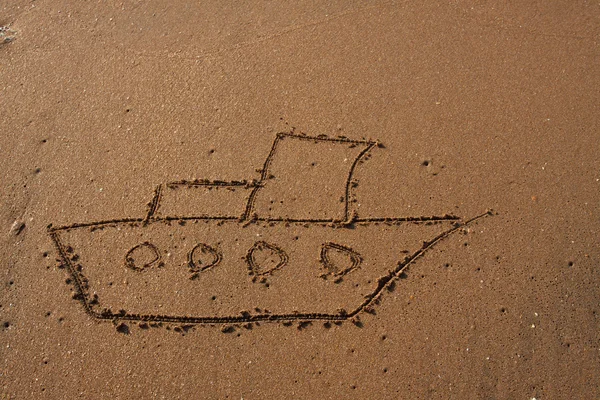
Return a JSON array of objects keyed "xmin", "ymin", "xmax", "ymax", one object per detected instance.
[{"xmin": 49, "ymin": 132, "xmax": 491, "ymax": 328}]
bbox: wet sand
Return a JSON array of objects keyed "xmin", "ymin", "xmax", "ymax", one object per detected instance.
[{"xmin": 1, "ymin": 1, "xmax": 599, "ymax": 398}]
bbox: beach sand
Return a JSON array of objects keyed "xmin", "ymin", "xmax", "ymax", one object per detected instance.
[{"xmin": 1, "ymin": 1, "xmax": 599, "ymax": 398}]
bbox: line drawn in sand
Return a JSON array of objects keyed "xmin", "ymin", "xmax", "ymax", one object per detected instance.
[{"xmin": 48, "ymin": 132, "xmax": 492, "ymax": 329}]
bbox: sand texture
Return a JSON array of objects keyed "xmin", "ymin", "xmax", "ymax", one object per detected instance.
[{"xmin": 1, "ymin": 1, "xmax": 599, "ymax": 398}]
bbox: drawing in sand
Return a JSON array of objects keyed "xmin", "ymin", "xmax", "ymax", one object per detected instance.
[{"xmin": 48, "ymin": 132, "xmax": 491, "ymax": 327}]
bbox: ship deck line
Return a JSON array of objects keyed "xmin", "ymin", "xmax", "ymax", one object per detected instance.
[
  {"xmin": 47, "ymin": 214, "xmax": 462, "ymax": 232},
  {"xmin": 92, "ymin": 311, "xmax": 350, "ymax": 325}
]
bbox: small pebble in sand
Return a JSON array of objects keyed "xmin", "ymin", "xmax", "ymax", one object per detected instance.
[{"xmin": 9, "ymin": 221, "xmax": 25, "ymax": 236}]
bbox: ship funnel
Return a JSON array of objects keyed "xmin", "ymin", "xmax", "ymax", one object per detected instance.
[{"xmin": 244, "ymin": 133, "xmax": 375, "ymax": 222}]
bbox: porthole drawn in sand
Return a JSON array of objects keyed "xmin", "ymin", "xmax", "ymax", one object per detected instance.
[
  {"xmin": 125, "ymin": 242, "xmax": 162, "ymax": 271},
  {"xmin": 48, "ymin": 131, "xmax": 493, "ymax": 329},
  {"xmin": 188, "ymin": 243, "xmax": 221, "ymax": 280},
  {"xmin": 246, "ymin": 241, "xmax": 288, "ymax": 278},
  {"xmin": 320, "ymin": 242, "xmax": 362, "ymax": 278}
]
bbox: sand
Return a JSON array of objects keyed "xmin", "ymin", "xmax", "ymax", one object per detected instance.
[{"xmin": 1, "ymin": 1, "xmax": 599, "ymax": 398}]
